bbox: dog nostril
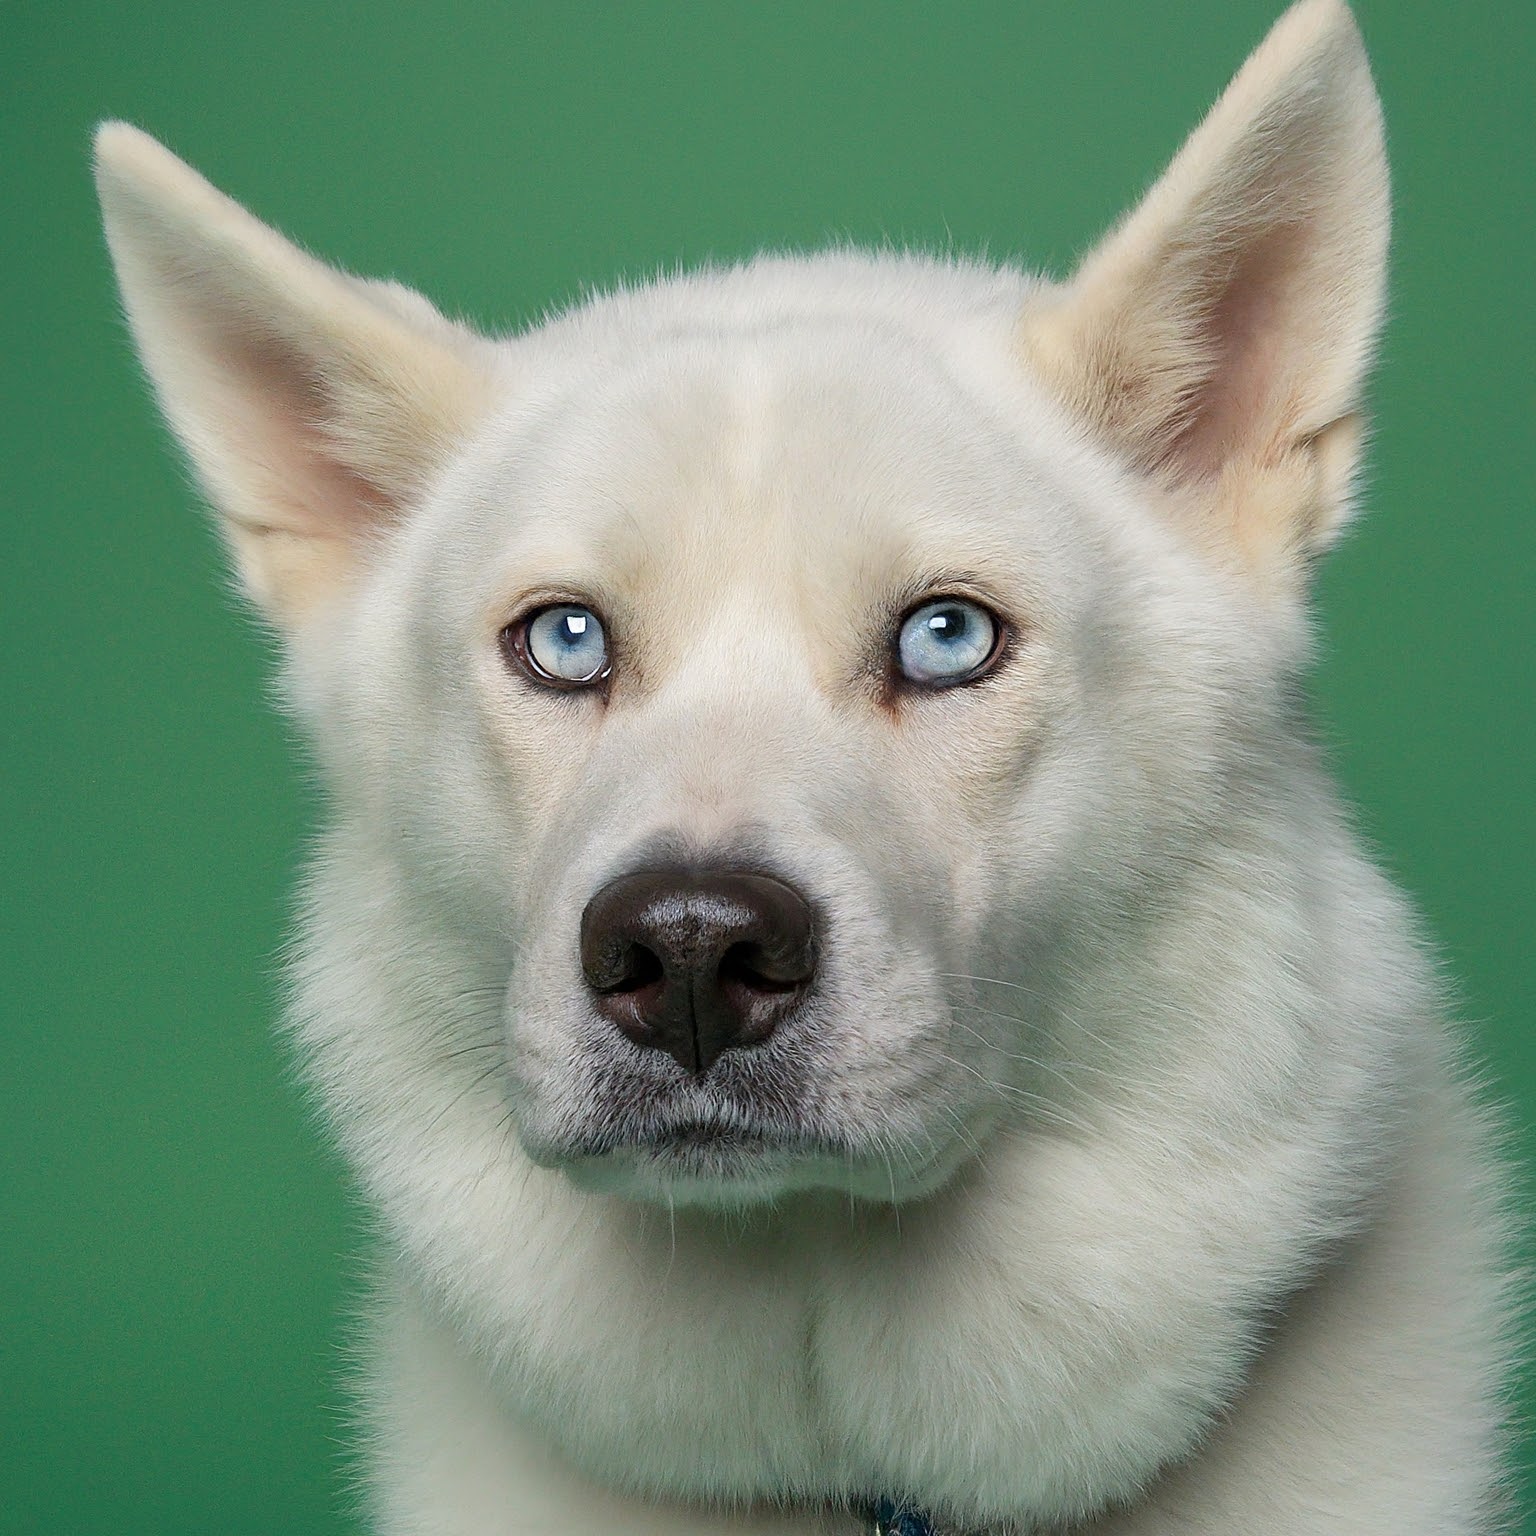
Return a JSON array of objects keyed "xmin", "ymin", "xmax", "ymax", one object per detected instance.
[
  {"xmin": 718, "ymin": 941, "xmax": 811, "ymax": 994},
  {"xmin": 590, "ymin": 942, "xmax": 665, "ymax": 996}
]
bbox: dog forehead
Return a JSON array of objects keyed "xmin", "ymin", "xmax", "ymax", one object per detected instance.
[{"xmin": 448, "ymin": 316, "xmax": 1076, "ymax": 613}]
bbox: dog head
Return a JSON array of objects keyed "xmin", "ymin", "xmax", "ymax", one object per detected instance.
[{"xmin": 96, "ymin": 0, "xmax": 1387, "ymax": 1217}]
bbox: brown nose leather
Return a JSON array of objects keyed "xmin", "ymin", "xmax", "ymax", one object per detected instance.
[{"xmin": 579, "ymin": 869, "xmax": 817, "ymax": 1073}]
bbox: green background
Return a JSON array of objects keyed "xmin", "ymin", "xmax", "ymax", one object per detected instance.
[{"xmin": 3, "ymin": 2, "xmax": 1530, "ymax": 1531}]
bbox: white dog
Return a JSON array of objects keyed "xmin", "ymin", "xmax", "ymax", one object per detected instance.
[{"xmin": 95, "ymin": 1, "xmax": 1514, "ymax": 1530}]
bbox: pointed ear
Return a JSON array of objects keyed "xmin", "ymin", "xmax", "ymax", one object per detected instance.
[
  {"xmin": 1022, "ymin": 0, "xmax": 1389, "ymax": 578},
  {"xmin": 94, "ymin": 123, "xmax": 499, "ymax": 624}
]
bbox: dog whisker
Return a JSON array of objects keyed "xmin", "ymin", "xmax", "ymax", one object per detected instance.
[
  {"xmin": 940, "ymin": 972, "xmax": 1123, "ymax": 1056},
  {"xmin": 933, "ymin": 1051, "xmax": 1097, "ymax": 1139},
  {"xmin": 417, "ymin": 1055, "xmax": 511, "ymax": 1140},
  {"xmin": 945, "ymin": 1009, "xmax": 1114, "ymax": 1083}
]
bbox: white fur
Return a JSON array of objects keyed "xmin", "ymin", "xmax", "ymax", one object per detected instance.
[{"xmin": 95, "ymin": 2, "xmax": 1516, "ymax": 1531}]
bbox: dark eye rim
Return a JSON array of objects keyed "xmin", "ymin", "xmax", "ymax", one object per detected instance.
[
  {"xmin": 499, "ymin": 601, "xmax": 613, "ymax": 692},
  {"xmin": 891, "ymin": 593, "xmax": 1010, "ymax": 691}
]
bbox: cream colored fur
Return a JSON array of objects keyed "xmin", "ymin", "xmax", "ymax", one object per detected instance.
[{"xmin": 95, "ymin": 1, "xmax": 1515, "ymax": 1531}]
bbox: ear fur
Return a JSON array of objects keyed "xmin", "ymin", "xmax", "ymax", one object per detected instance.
[
  {"xmin": 1023, "ymin": 0, "xmax": 1389, "ymax": 580},
  {"xmin": 94, "ymin": 123, "xmax": 498, "ymax": 623}
]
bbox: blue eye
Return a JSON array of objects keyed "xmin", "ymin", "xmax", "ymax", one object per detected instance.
[
  {"xmin": 896, "ymin": 598, "xmax": 1001, "ymax": 686},
  {"xmin": 515, "ymin": 603, "xmax": 610, "ymax": 687}
]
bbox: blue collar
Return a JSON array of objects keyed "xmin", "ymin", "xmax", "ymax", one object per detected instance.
[{"xmin": 866, "ymin": 1495, "xmax": 938, "ymax": 1535}]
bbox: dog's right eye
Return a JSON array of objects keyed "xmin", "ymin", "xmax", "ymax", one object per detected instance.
[
  {"xmin": 502, "ymin": 603, "xmax": 611, "ymax": 690},
  {"xmin": 895, "ymin": 597, "xmax": 1003, "ymax": 688}
]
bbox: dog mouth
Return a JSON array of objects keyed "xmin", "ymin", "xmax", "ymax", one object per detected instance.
[
  {"xmin": 542, "ymin": 1106, "xmax": 857, "ymax": 1191},
  {"xmin": 532, "ymin": 1095, "xmax": 969, "ymax": 1207},
  {"xmin": 638, "ymin": 1122, "xmax": 786, "ymax": 1178},
  {"xmin": 568, "ymin": 1113, "xmax": 832, "ymax": 1163},
  {"xmin": 648, "ymin": 1120, "xmax": 762, "ymax": 1149},
  {"xmin": 518, "ymin": 1018, "xmax": 975, "ymax": 1204}
]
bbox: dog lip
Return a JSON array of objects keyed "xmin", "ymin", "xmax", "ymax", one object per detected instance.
[
  {"xmin": 641, "ymin": 1118, "xmax": 778, "ymax": 1152},
  {"xmin": 563, "ymin": 1114, "xmax": 831, "ymax": 1161},
  {"xmin": 654, "ymin": 1121, "xmax": 739, "ymax": 1146}
]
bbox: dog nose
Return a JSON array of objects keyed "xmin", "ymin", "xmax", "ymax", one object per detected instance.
[{"xmin": 579, "ymin": 870, "xmax": 817, "ymax": 1073}]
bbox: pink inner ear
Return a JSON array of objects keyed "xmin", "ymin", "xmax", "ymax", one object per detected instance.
[
  {"xmin": 189, "ymin": 312, "xmax": 392, "ymax": 542},
  {"xmin": 1164, "ymin": 215, "xmax": 1317, "ymax": 483}
]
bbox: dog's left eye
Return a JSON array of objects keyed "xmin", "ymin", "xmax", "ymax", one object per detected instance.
[
  {"xmin": 896, "ymin": 597, "xmax": 1002, "ymax": 687},
  {"xmin": 504, "ymin": 603, "xmax": 611, "ymax": 689}
]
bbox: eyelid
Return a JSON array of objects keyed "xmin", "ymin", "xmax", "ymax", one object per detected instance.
[
  {"xmin": 491, "ymin": 584, "xmax": 612, "ymax": 634},
  {"xmin": 891, "ymin": 570, "xmax": 1004, "ymax": 616}
]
